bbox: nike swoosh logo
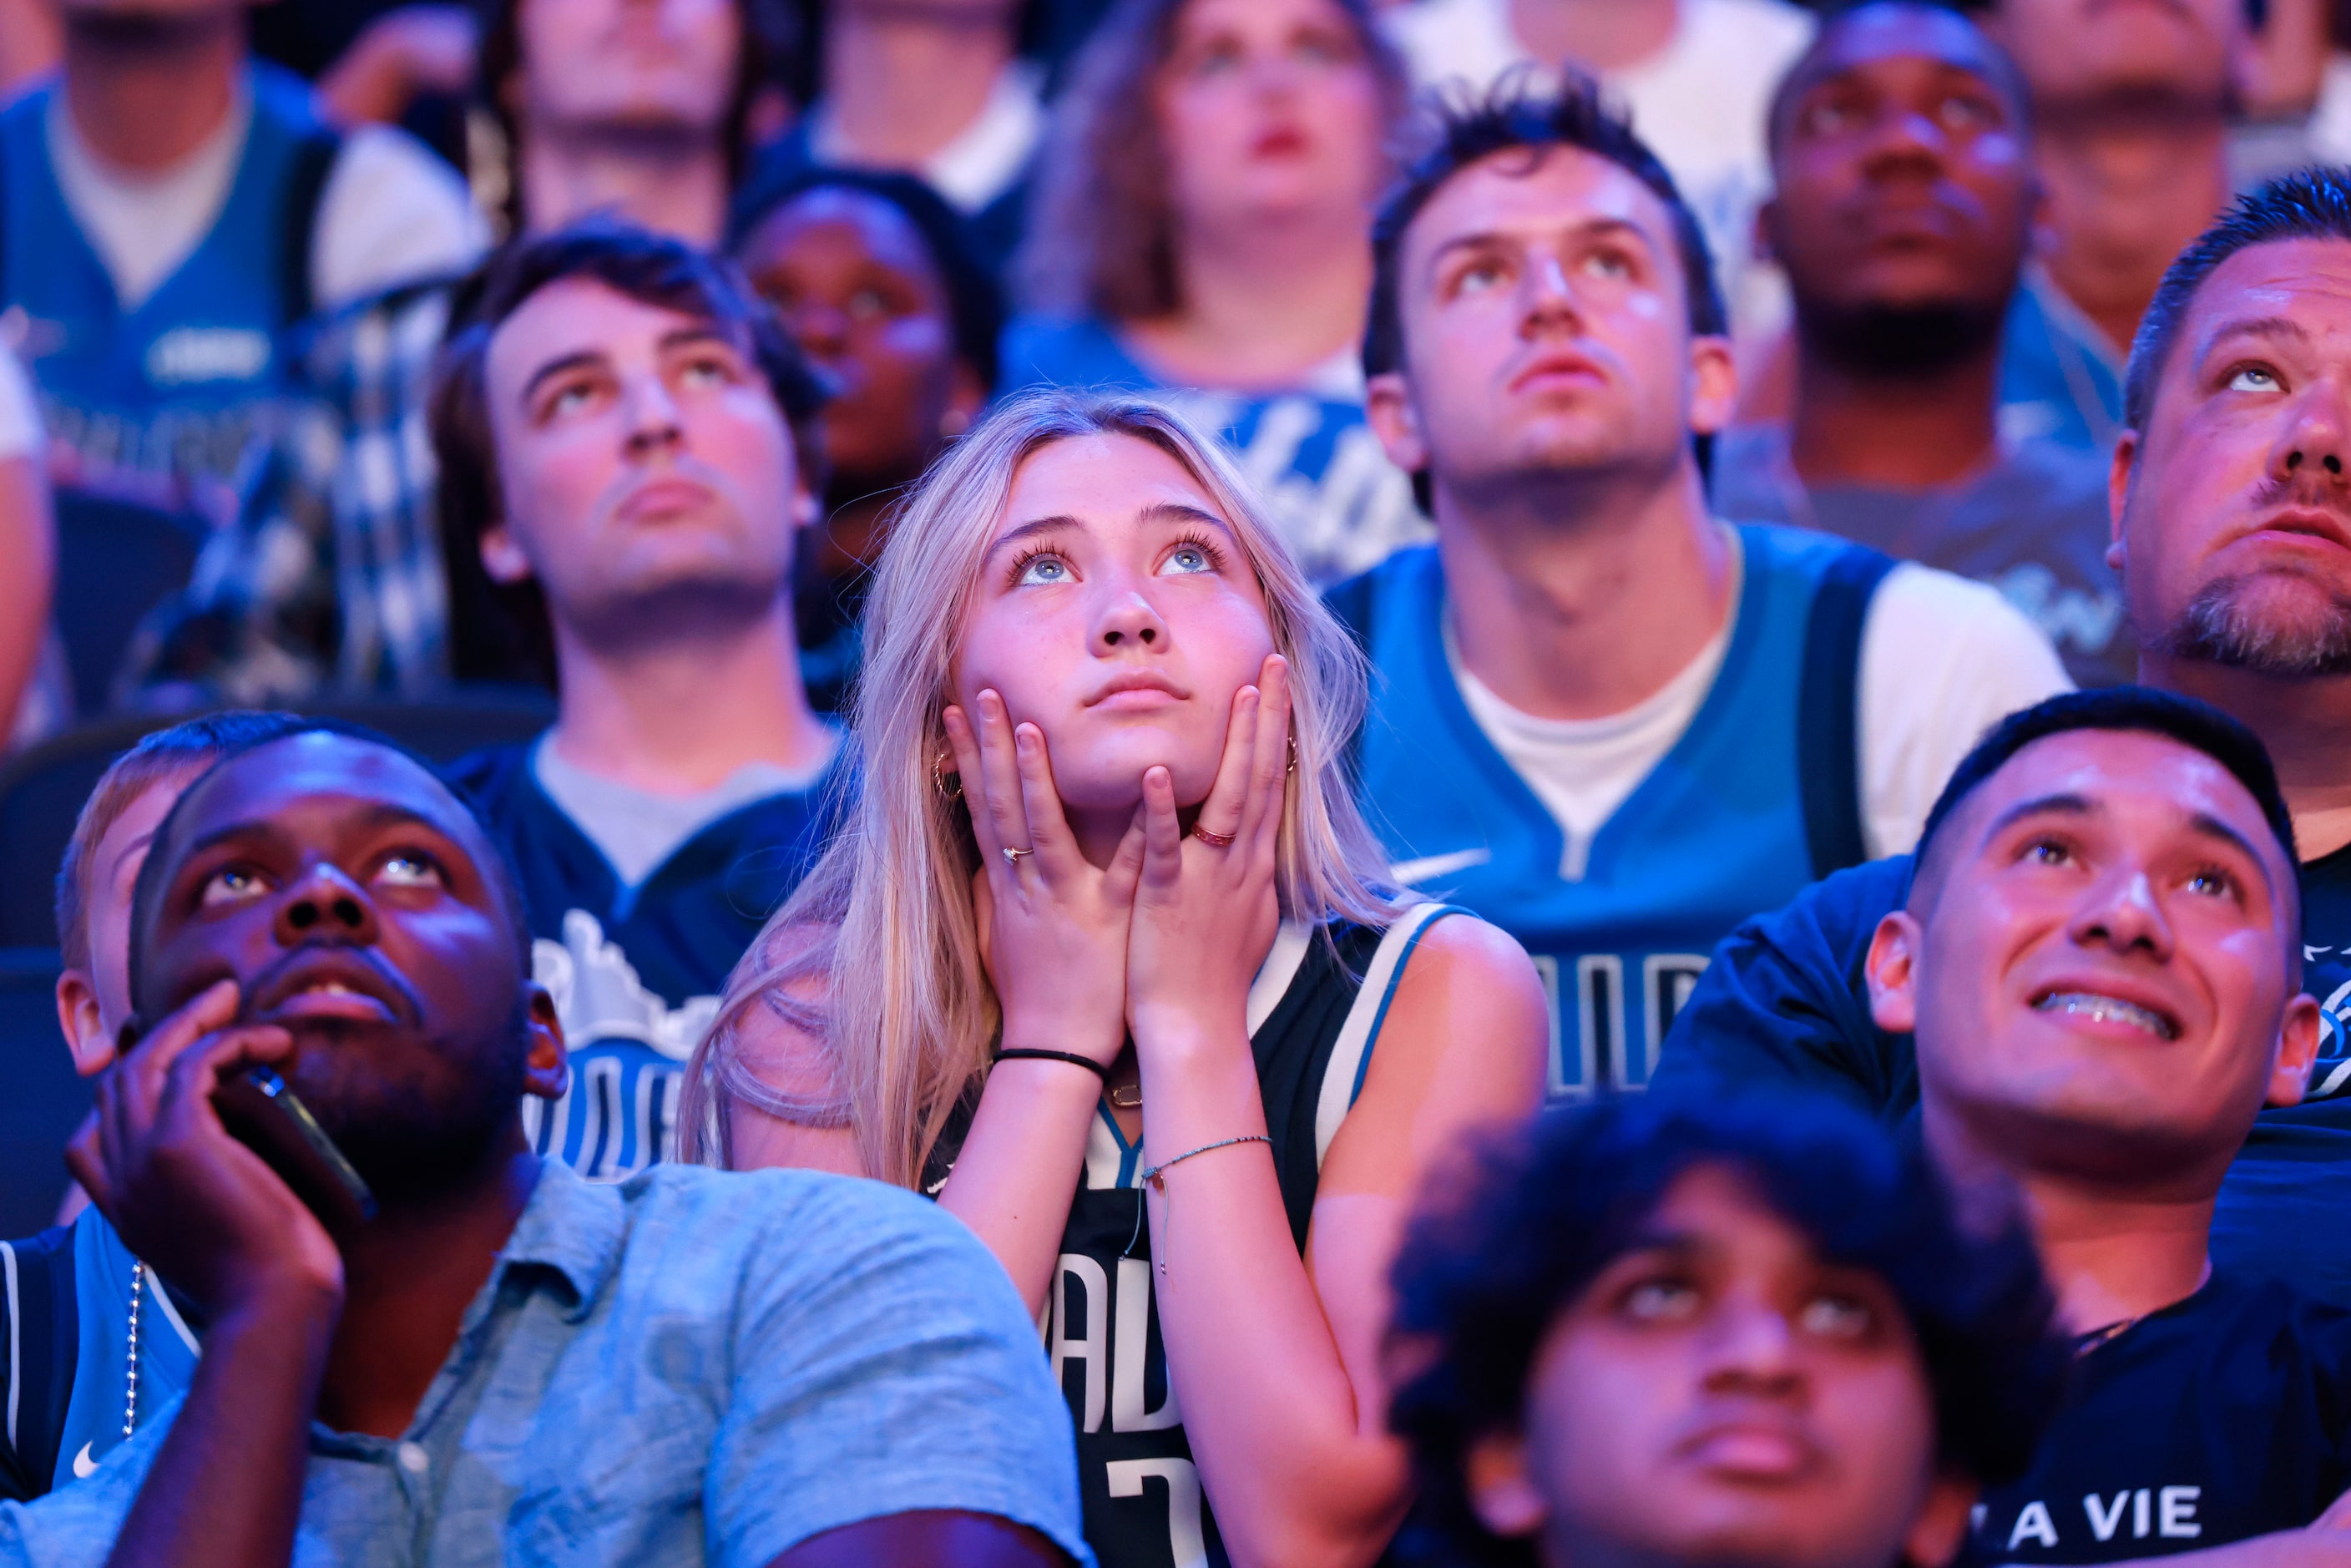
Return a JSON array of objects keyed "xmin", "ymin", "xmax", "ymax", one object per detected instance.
[
  {"xmin": 1389, "ymin": 847, "xmax": 1490, "ymax": 886},
  {"xmin": 71, "ymin": 1442, "xmax": 95, "ymax": 1479}
]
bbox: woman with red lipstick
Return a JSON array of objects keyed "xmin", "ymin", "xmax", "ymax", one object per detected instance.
[
  {"xmin": 1002, "ymin": 0, "xmax": 1426, "ymax": 586},
  {"xmin": 683, "ymin": 389, "xmax": 1549, "ymax": 1568}
]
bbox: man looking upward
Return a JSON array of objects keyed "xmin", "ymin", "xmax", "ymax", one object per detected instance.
[
  {"xmin": 1339, "ymin": 78, "xmax": 2066, "ymax": 1093},
  {"xmin": 2, "ymin": 725, "xmax": 1088, "ymax": 1565},
  {"xmin": 1719, "ymin": 2, "xmax": 2129, "ymax": 687},
  {"xmin": 436, "ymin": 223, "xmax": 846, "ymax": 1181}
]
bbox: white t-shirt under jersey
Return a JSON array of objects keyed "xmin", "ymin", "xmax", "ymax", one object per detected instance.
[
  {"xmin": 1453, "ymin": 544, "xmax": 2073, "ymax": 881},
  {"xmin": 47, "ymin": 78, "xmax": 486, "ymax": 314}
]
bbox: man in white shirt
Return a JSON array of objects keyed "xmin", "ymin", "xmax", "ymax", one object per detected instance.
[
  {"xmin": 1332, "ymin": 77, "xmax": 2068, "ymax": 1095},
  {"xmin": 1383, "ymin": 0, "xmax": 1814, "ymax": 345},
  {"xmin": 0, "ymin": 0, "xmax": 483, "ymax": 499}
]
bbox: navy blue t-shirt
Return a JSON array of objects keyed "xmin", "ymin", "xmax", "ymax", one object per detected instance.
[
  {"xmin": 1964, "ymin": 1275, "xmax": 2351, "ymax": 1565},
  {"xmin": 445, "ymin": 741, "xmax": 847, "ymax": 1180},
  {"xmin": 1652, "ymin": 842, "xmax": 2351, "ymax": 1305}
]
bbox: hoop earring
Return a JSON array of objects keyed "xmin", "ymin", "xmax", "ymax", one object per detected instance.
[{"xmin": 933, "ymin": 751, "xmax": 963, "ymax": 800}]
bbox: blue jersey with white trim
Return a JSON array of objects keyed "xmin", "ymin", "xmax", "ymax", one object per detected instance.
[
  {"xmin": 924, "ymin": 906, "xmax": 1458, "ymax": 1568},
  {"xmin": 0, "ymin": 64, "xmax": 334, "ymax": 488},
  {"xmin": 0, "ymin": 1211, "xmax": 199, "ymax": 1502},
  {"xmin": 1345, "ymin": 528, "xmax": 1876, "ymax": 1095}
]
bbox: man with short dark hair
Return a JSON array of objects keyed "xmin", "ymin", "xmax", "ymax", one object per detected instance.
[
  {"xmin": 0, "ymin": 724, "xmax": 1086, "ymax": 1565},
  {"xmin": 1387, "ymin": 1091, "xmax": 2066, "ymax": 1568},
  {"xmin": 433, "ymin": 221, "xmax": 844, "ymax": 1182},
  {"xmin": 1656, "ymin": 168, "xmax": 2351, "ymax": 1309},
  {"xmin": 1337, "ymin": 78, "xmax": 2066, "ymax": 1095},
  {"xmin": 1717, "ymin": 2, "xmax": 2131, "ymax": 687},
  {"xmin": 136, "ymin": 0, "xmax": 796, "ymax": 704},
  {"xmin": 1864, "ymin": 688, "xmax": 2351, "ymax": 1563}
]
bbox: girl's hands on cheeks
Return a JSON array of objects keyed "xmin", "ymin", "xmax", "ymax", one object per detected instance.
[
  {"xmin": 947, "ymin": 690, "xmax": 1144, "ymax": 1067},
  {"xmin": 1125, "ymin": 655, "xmax": 1288, "ymax": 1056}
]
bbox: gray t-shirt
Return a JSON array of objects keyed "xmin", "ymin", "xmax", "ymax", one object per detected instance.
[
  {"xmin": 0, "ymin": 1161, "xmax": 1093, "ymax": 1567},
  {"xmin": 532, "ymin": 732, "xmax": 839, "ymax": 889},
  {"xmin": 1713, "ymin": 426, "xmax": 2132, "ymax": 688}
]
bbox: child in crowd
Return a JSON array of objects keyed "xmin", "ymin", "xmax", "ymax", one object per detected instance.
[
  {"xmin": 685, "ymin": 388, "xmax": 1550, "ymax": 1567},
  {"xmin": 1386, "ymin": 1092, "xmax": 2067, "ymax": 1568}
]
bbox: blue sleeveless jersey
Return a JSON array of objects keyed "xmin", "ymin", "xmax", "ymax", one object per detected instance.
[
  {"xmin": 1347, "ymin": 526, "xmax": 1877, "ymax": 1095},
  {"xmin": 0, "ymin": 64, "xmax": 333, "ymax": 486}
]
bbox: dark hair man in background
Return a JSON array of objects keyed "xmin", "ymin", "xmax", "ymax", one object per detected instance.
[
  {"xmin": 1716, "ymin": 2, "xmax": 2130, "ymax": 688},
  {"xmin": 1386, "ymin": 1094, "xmax": 2065, "ymax": 1568},
  {"xmin": 435, "ymin": 223, "xmax": 845, "ymax": 1183},
  {"xmin": 1656, "ymin": 169, "xmax": 2351, "ymax": 1312},
  {"xmin": 134, "ymin": 0, "xmax": 797, "ymax": 707},
  {"xmin": 1, "ymin": 725, "xmax": 1086, "ymax": 1565},
  {"xmin": 1865, "ymin": 690, "xmax": 2351, "ymax": 1563},
  {"xmin": 1336, "ymin": 78, "xmax": 2066, "ymax": 1095}
]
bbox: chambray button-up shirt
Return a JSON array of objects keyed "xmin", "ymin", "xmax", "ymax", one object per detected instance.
[{"xmin": 0, "ymin": 1161, "xmax": 1091, "ymax": 1568}]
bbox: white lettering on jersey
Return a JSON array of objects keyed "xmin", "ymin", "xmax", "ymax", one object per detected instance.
[
  {"xmin": 1107, "ymin": 1457, "xmax": 1209, "ymax": 1568},
  {"xmin": 2008, "ymin": 1502, "xmax": 2059, "ymax": 1550},
  {"xmin": 1052, "ymin": 1254, "xmax": 1110, "ymax": 1434},
  {"xmin": 2085, "ymin": 1492, "xmax": 2130, "ymax": 1542},
  {"xmin": 2160, "ymin": 1487, "xmax": 2202, "ymax": 1539},
  {"xmin": 145, "ymin": 326, "xmax": 270, "ymax": 385},
  {"xmin": 1112, "ymin": 1257, "xmax": 1181, "ymax": 1433},
  {"xmin": 534, "ymin": 910, "xmax": 719, "ymax": 1061}
]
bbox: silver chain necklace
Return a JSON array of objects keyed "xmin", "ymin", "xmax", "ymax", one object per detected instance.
[{"xmin": 122, "ymin": 1266, "xmax": 143, "ymax": 1439}]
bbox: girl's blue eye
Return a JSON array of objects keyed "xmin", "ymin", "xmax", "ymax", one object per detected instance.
[
  {"xmin": 1162, "ymin": 544, "xmax": 1214, "ymax": 575},
  {"xmin": 1017, "ymin": 554, "xmax": 1071, "ymax": 586}
]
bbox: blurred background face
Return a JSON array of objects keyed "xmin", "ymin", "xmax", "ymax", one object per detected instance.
[
  {"xmin": 513, "ymin": 0, "xmax": 741, "ymax": 138},
  {"xmin": 1984, "ymin": 0, "xmax": 2241, "ymax": 105},
  {"xmin": 479, "ymin": 277, "xmax": 805, "ymax": 642},
  {"xmin": 2124, "ymin": 240, "xmax": 2351, "ymax": 678},
  {"xmin": 1379, "ymin": 147, "xmax": 1727, "ymax": 499},
  {"xmin": 741, "ymin": 187, "xmax": 983, "ymax": 491},
  {"xmin": 1479, "ymin": 1166, "xmax": 1958, "ymax": 1568},
  {"xmin": 1767, "ymin": 5, "xmax": 2035, "ymax": 366},
  {"xmin": 1891, "ymin": 731, "xmax": 2305, "ymax": 1186},
  {"xmin": 953, "ymin": 433, "xmax": 1277, "ymax": 814},
  {"xmin": 1153, "ymin": 0, "xmax": 1392, "ymax": 237}
]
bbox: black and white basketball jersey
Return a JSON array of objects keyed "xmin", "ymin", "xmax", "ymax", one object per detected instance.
[{"xmin": 934, "ymin": 903, "xmax": 1459, "ymax": 1568}]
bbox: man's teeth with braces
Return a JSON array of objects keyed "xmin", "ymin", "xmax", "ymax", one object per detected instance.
[{"xmin": 2035, "ymin": 991, "xmax": 2177, "ymax": 1039}]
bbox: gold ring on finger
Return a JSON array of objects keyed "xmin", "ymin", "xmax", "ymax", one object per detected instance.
[
  {"xmin": 1190, "ymin": 825, "xmax": 1237, "ymax": 848},
  {"xmin": 1003, "ymin": 846, "xmax": 1036, "ymax": 864}
]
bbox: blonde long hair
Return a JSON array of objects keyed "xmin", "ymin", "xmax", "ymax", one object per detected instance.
[{"xmin": 680, "ymin": 390, "xmax": 1408, "ymax": 1186}]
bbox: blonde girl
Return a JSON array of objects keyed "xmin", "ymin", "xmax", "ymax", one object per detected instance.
[{"xmin": 684, "ymin": 389, "xmax": 1547, "ymax": 1568}]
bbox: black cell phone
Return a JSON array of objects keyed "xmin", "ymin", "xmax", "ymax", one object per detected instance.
[{"xmin": 212, "ymin": 1065, "xmax": 377, "ymax": 1232}]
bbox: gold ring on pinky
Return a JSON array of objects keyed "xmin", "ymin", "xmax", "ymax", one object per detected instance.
[
  {"xmin": 1003, "ymin": 846, "xmax": 1035, "ymax": 864},
  {"xmin": 1190, "ymin": 825, "xmax": 1237, "ymax": 848}
]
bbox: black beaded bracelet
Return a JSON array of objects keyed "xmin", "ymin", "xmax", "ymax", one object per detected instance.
[{"xmin": 993, "ymin": 1048, "xmax": 1111, "ymax": 1080}]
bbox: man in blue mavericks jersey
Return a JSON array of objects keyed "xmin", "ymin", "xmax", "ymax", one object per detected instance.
[
  {"xmin": 436, "ymin": 225, "xmax": 848, "ymax": 1182},
  {"xmin": 0, "ymin": 0, "xmax": 480, "ymax": 496},
  {"xmin": 1336, "ymin": 78, "xmax": 2068, "ymax": 1095},
  {"xmin": 1657, "ymin": 167, "xmax": 2351, "ymax": 1311}
]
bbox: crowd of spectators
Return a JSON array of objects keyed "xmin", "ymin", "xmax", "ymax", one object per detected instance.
[{"xmin": 9, "ymin": 0, "xmax": 2351, "ymax": 1565}]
